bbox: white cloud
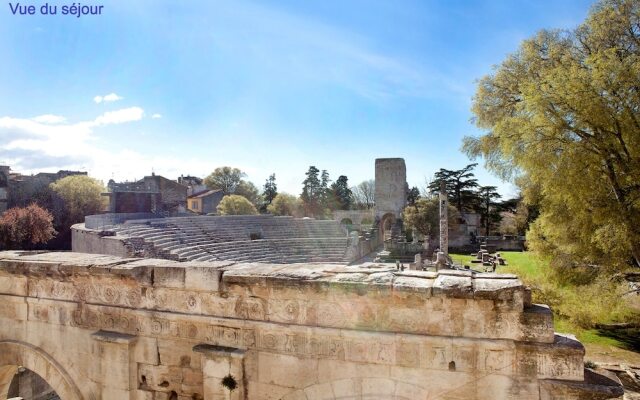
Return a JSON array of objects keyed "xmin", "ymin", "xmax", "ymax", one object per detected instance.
[
  {"xmin": 93, "ymin": 93, "xmax": 124, "ymax": 104},
  {"xmin": 92, "ymin": 107, "xmax": 144, "ymax": 126},
  {"xmin": 0, "ymin": 106, "xmax": 146, "ymax": 178},
  {"xmin": 31, "ymin": 114, "xmax": 66, "ymax": 124},
  {"xmin": 151, "ymin": 113, "xmax": 162, "ymax": 119}
]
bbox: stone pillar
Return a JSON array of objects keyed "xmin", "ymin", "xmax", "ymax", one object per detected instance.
[
  {"xmin": 439, "ymin": 181, "xmax": 448, "ymax": 256},
  {"xmin": 91, "ymin": 330, "xmax": 138, "ymax": 400},
  {"xmin": 193, "ymin": 344, "xmax": 246, "ymax": 400}
]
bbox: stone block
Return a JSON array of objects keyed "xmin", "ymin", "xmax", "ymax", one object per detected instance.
[
  {"xmin": 433, "ymin": 274, "xmax": 473, "ymax": 298},
  {"xmin": 258, "ymin": 352, "xmax": 318, "ymax": 389},
  {"xmin": 304, "ymin": 382, "xmax": 333, "ymax": 399},
  {"xmin": 361, "ymin": 377, "xmax": 395, "ymax": 397},
  {"xmin": 0, "ymin": 274, "xmax": 27, "ymax": 295},
  {"xmin": 134, "ymin": 337, "xmax": 160, "ymax": 365},
  {"xmin": 184, "ymin": 266, "xmax": 222, "ymax": 292},
  {"xmin": 153, "ymin": 266, "xmax": 186, "ymax": 288}
]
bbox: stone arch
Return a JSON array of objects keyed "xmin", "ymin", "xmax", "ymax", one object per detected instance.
[
  {"xmin": 379, "ymin": 212, "xmax": 396, "ymax": 238},
  {"xmin": 0, "ymin": 340, "xmax": 83, "ymax": 400},
  {"xmin": 279, "ymin": 378, "xmax": 430, "ymax": 400}
]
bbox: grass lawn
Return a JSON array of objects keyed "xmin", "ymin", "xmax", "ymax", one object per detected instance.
[{"xmin": 451, "ymin": 251, "xmax": 640, "ymax": 365}]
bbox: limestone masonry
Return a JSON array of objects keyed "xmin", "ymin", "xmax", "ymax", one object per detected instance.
[{"xmin": 0, "ymin": 251, "xmax": 623, "ymax": 399}]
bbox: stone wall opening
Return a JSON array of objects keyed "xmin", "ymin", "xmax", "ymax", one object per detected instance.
[
  {"xmin": 0, "ymin": 341, "xmax": 82, "ymax": 400},
  {"xmin": 7, "ymin": 367, "xmax": 60, "ymax": 400}
]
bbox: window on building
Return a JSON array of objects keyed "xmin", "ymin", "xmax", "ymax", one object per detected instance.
[{"xmin": 191, "ymin": 201, "xmax": 198, "ymax": 210}]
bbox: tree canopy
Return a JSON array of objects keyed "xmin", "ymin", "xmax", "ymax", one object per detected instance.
[
  {"xmin": 428, "ymin": 164, "xmax": 479, "ymax": 211},
  {"xmin": 403, "ymin": 197, "xmax": 459, "ymax": 238},
  {"xmin": 301, "ymin": 166, "xmax": 322, "ymax": 217},
  {"xmin": 204, "ymin": 167, "xmax": 261, "ymax": 206},
  {"xmin": 464, "ymin": 0, "xmax": 640, "ymax": 269},
  {"xmin": 0, "ymin": 204, "xmax": 56, "ymax": 249},
  {"xmin": 262, "ymin": 174, "xmax": 278, "ymax": 210},
  {"xmin": 267, "ymin": 193, "xmax": 301, "ymax": 216},
  {"xmin": 50, "ymin": 175, "xmax": 105, "ymax": 223},
  {"xmin": 204, "ymin": 167, "xmax": 245, "ymax": 195},
  {"xmin": 216, "ymin": 195, "xmax": 258, "ymax": 215},
  {"xmin": 329, "ymin": 175, "xmax": 353, "ymax": 210}
]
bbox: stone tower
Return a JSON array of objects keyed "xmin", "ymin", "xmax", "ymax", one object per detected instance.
[{"xmin": 374, "ymin": 158, "xmax": 407, "ymax": 221}]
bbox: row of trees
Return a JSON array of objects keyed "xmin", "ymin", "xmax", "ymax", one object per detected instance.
[
  {"xmin": 206, "ymin": 166, "xmax": 359, "ymax": 218},
  {"xmin": 402, "ymin": 163, "xmax": 523, "ymax": 239}
]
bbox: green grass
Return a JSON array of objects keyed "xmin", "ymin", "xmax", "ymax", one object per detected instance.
[{"xmin": 451, "ymin": 251, "xmax": 639, "ymax": 354}]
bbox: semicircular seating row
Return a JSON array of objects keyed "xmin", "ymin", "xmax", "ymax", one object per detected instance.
[{"xmin": 110, "ymin": 215, "xmax": 350, "ymax": 264}]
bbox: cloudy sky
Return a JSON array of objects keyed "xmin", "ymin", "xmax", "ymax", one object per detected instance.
[{"xmin": 0, "ymin": 0, "xmax": 593, "ymax": 197}]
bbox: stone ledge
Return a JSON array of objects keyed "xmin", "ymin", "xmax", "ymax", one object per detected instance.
[{"xmin": 0, "ymin": 251, "xmax": 527, "ymax": 302}]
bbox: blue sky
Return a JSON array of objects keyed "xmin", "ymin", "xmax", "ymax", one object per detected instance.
[{"xmin": 0, "ymin": 0, "xmax": 594, "ymax": 197}]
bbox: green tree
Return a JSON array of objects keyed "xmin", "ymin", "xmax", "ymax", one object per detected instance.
[
  {"xmin": 267, "ymin": 193, "xmax": 301, "ymax": 216},
  {"xmin": 236, "ymin": 181, "xmax": 261, "ymax": 207},
  {"xmin": 402, "ymin": 197, "xmax": 460, "ymax": 239},
  {"xmin": 204, "ymin": 167, "xmax": 245, "ymax": 195},
  {"xmin": 216, "ymin": 195, "xmax": 258, "ymax": 215},
  {"xmin": 50, "ymin": 175, "xmax": 105, "ymax": 223},
  {"xmin": 301, "ymin": 166, "xmax": 322, "ymax": 217},
  {"xmin": 475, "ymin": 186, "xmax": 502, "ymax": 236},
  {"xmin": 204, "ymin": 167, "xmax": 260, "ymax": 206},
  {"xmin": 262, "ymin": 173, "xmax": 278, "ymax": 210},
  {"xmin": 428, "ymin": 164, "xmax": 479, "ymax": 211},
  {"xmin": 329, "ymin": 175, "xmax": 353, "ymax": 210},
  {"xmin": 407, "ymin": 186, "xmax": 421, "ymax": 206},
  {"xmin": 319, "ymin": 169, "xmax": 331, "ymax": 210},
  {"xmin": 464, "ymin": 0, "xmax": 640, "ymax": 269},
  {"xmin": 0, "ymin": 204, "xmax": 56, "ymax": 249}
]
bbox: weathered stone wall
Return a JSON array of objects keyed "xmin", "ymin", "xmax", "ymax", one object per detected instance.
[
  {"xmin": 374, "ymin": 158, "xmax": 407, "ymax": 221},
  {"xmin": 0, "ymin": 251, "xmax": 622, "ymax": 399},
  {"xmin": 71, "ymin": 223, "xmax": 133, "ymax": 258}
]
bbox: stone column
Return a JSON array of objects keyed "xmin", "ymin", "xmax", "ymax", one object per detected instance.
[
  {"xmin": 439, "ymin": 181, "xmax": 448, "ymax": 256},
  {"xmin": 193, "ymin": 344, "xmax": 246, "ymax": 400},
  {"xmin": 91, "ymin": 330, "xmax": 138, "ymax": 400}
]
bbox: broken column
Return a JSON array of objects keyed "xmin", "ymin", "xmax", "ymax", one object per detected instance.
[
  {"xmin": 439, "ymin": 181, "xmax": 448, "ymax": 256},
  {"xmin": 433, "ymin": 181, "xmax": 450, "ymax": 271}
]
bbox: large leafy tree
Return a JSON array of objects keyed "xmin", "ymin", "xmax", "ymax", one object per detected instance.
[
  {"xmin": 428, "ymin": 164, "xmax": 480, "ymax": 211},
  {"xmin": 267, "ymin": 193, "xmax": 301, "ymax": 216},
  {"xmin": 204, "ymin": 167, "xmax": 245, "ymax": 195},
  {"xmin": 205, "ymin": 167, "xmax": 261, "ymax": 206},
  {"xmin": 50, "ymin": 175, "xmax": 105, "ymax": 223},
  {"xmin": 464, "ymin": 0, "xmax": 640, "ymax": 269},
  {"xmin": 216, "ymin": 195, "xmax": 258, "ymax": 215},
  {"xmin": 403, "ymin": 197, "xmax": 460, "ymax": 239}
]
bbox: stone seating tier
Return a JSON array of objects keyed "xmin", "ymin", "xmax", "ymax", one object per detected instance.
[{"xmin": 111, "ymin": 215, "xmax": 350, "ymax": 264}]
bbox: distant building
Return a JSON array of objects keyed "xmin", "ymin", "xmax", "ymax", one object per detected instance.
[
  {"xmin": 0, "ymin": 166, "xmax": 87, "ymax": 213},
  {"xmin": 105, "ymin": 173, "xmax": 188, "ymax": 214},
  {"xmin": 178, "ymin": 175, "xmax": 208, "ymax": 196},
  {"xmin": 187, "ymin": 189, "xmax": 224, "ymax": 214},
  {"xmin": 0, "ymin": 166, "xmax": 9, "ymax": 213}
]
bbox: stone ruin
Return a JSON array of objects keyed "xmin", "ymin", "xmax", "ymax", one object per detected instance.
[
  {"xmin": 471, "ymin": 245, "xmax": 508, "ymax": 273},
  {"xmin": 0, "ymin": 251, "xmax": 624, "ymax": 399},
  {"xmin": 72, "ymin": 215, "xmax": 353, "ymax": 264}
]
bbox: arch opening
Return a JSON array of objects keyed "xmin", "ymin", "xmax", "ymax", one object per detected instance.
[
  {"xmin": 0, "ymin": 341, "xmax": 83, "ymax": 400},
  {"xmin": 7, "ymin": 366, "xmax": 60, "ymax": 400},
  {"xmin": 379, "ymin": 212, "xmax": 396, "ymax": 240}
]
